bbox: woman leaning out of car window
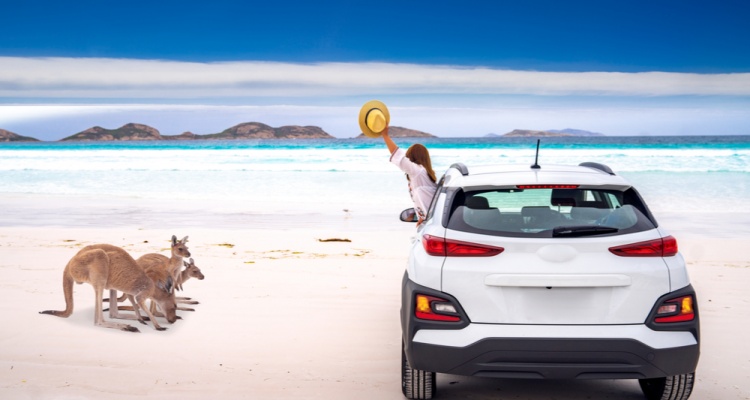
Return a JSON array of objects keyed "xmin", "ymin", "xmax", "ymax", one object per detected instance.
[{"xmin": 382, "ymin": 127, "xmax": 438, "ymax": 226}]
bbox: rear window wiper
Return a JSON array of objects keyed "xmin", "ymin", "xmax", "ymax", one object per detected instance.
[{"xmin": 552, "ymin": 225, "xmax": 619, "ymax": 237}]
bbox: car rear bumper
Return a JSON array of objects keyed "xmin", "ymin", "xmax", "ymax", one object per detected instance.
[
  {"xmin": 407, "ymin": 329, "xmax": 699, "ymax": 379},
  {"xmin": 401, "ymin": 274, "xmax": 700, "ymax": 380}
]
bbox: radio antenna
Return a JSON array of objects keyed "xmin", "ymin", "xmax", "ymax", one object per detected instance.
[{"xmin": 531, "ymin": 139, "xmax": 541, "ymax": 169}]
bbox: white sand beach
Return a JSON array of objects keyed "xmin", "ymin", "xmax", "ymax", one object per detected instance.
[{"xmin": 1, "ymin": 197, "xmax": 749, "ymax": 399}]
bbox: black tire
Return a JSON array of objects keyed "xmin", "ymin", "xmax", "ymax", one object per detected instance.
[
  {"xmin": 402, "ymin": 342, "xmax": 436, "ymax": 399},
  {"xmin": 639, "ymin": 372, "xmax": 695, "ymax": 400}
]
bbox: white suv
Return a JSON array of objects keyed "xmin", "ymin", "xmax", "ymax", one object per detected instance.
[{"xmin": 400, "ymin": 161, "xmax": 699, "ymax": 400}]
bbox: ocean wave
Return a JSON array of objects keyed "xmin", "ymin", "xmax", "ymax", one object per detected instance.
[
  {"xmin": 1, "ymin": 147, "xmax": 748, "ymax": 173},
  {"xmin": 1, "ymin": 138, "xmax": 749, "ymax": 213}
]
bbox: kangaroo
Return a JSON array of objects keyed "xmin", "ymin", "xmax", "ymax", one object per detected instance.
[
  {"xmin": 128, "ymin": 262, "xmax": 178, "ymax": 323},
  {"xmin": 106, "ymin": 235, "xmax": 190, "ymax": 303},
  {"xmin": 137, "ymin": 235, "xmax": 190, "ymax": 287},
  {"xmin": 174, "ymin": 258, "xmax": 205, "ymax": 311},
  {"xmin": 113, "ymin": 257, "xmax": 203, "ymax": 317},
  {"xmin": 40, "ymin": 244, "xmax": 168, "ymax": 332},
  {"xmin": 177, "ymin": 257, "xmax": 205, "ymax": 294}
]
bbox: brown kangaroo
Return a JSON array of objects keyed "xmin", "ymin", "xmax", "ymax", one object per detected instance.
[
  {"xmin": 125, "ymin": 257, "xmax": 205, "ymax": 315},
  {"xmin": 126, "ymin": 261, "xmax": 179, "ymax": 323},
  {"xmin": 39, "ymin": 244, "xmax": 169, "ymax": 332},
  {"xmin": 137, "ymin": 235, "xmax": 190, "ymax": 288},
  {"xmin": 174, "ymin": 258, "xmax": 205, "ymax": 311},
  {"xmin": 107, "ymin": 235, "xmax": 190, "ymax": 303},
  {"xmin": 113, "ymin": 257, "xmax": 203, "ymax": 317}
]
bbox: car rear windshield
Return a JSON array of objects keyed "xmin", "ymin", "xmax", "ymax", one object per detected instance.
[{"xmin": 446, "ymin": 187, "xmax": 657, "ymax": 238}]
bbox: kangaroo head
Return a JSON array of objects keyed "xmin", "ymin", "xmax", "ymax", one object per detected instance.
[
  {"xmin": 155, "ymin": 276, "xmax": 178, "ymax": 323},
  {"xmin": 171, "ymin": 235, "xmax": 191, "ymax": 258},
  {"xmin": 157, "ymin": 296, "xmax": 178, "ymax": 324},
  {"xmin": 183, "ymin": 258, "xmax": 205, "ymax": 280}
]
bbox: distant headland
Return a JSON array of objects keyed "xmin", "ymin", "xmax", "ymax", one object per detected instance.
[
  {"xmin": 60, "ymin": 123, "xmax": 336, "ymax": 141},
  {"xmin": 1, "ymin": 124, "xmax": 605, "ymax": 142},
  {"xmin": 487, "ymin": 129, "xmax": 605, "ymax": 138},
  {"xmin": 354, "ymin": 126, "xmax": 435, "ymax": 139},
  {"xmin": 1, "ymin": 128, "xmax": 41, "ymax": 142}
]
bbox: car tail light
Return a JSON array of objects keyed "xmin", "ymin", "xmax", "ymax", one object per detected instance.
[
  {"xmin": 422, "ymin": 235, "xmax": 504, "ymax": 257},
  {"xmin": 608, "ymin": 236, "xmax": 678, "ymax": 257},
  {"xmin": 422, "ymin": 234, "xmax": 447, "ymax": 256},
  {"xmin": 654, "ymin": 295, "xmax": 695, "ymax": 323},
  {"xmin": 516, "ymin": 184, "xmax": 580, "ymax": 189},
  {"xmin": 415, "ymin": 294, "xmax": 461, "ymax": 322}
]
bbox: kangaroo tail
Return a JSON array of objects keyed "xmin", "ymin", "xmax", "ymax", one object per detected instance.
[{"xmin": 40, "ymin": 269, "xmax": 75, "ymax": 317}]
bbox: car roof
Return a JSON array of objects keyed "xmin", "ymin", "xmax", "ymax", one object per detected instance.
[{"xmin": 442, "ymin": 163, "xmax": 633, "ymax": 190}]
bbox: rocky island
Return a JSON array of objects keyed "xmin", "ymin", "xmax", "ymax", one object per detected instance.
[
  {"xmin": 60, "ymin": 122, "xmax": 335, "ymax": 141},
  {"xmin": 1, "ymin": 124, "xmax": 603, "ymax": 142},
  {"xmin": 355, "ymin": 126, "xmax": 435, "ymax": 139},
  {"xmin": 0, "ymin": 128, "xmax": 40, "ymax": 142},
  {"xmin": 197, "ymin": 122, "xmax": 334, "ymax": 140},
  {"xmin": 498, "ymin": 129, "xmax": 604, "ymax": 137}
]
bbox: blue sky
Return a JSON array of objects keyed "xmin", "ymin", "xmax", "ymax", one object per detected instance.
[{"xmin": 1, "ymin": 0, "xmax": 749, "ymax": 140}]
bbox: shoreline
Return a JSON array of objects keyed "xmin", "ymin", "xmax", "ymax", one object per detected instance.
[{"xmin": 3, "ymin": 193, "xmax": 750, "ymax": 235}]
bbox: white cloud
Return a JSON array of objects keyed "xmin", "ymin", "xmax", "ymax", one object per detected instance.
[{"xmin": 2, "ymin": 57, "xmax": 750, "ymax": 98}]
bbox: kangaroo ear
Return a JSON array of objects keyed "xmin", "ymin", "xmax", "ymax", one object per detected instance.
[
  {"xmin": 189, "ymin": 257, "xmax": 194, "ymax": 264},
  {"xmin": 171, "ymin": 235, "xmax": 177, "ymax": 246},
  {"xmin": 181, "ymin": 236, "xmax": 189, "ymax": 244},
  {"xmin": 183, "ymin": 260, "xmax": 189, "ymax": 267}
]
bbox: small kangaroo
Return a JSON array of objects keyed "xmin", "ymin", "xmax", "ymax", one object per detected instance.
[
  {"xmin": 137, "ymin": 235, "xmax": 190, "ymax": 287},
  {"xmin": 174, "ymin": 258, "xmax": 205, "ymax": 311},
  {"xmin": 40, "ymin": 244, "xmax": 168, "ymax": 332}
]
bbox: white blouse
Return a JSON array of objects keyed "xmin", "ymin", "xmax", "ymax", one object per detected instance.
[{"xmin": 390, "ymin": 148, "xmax": 438, "ymax": 220}]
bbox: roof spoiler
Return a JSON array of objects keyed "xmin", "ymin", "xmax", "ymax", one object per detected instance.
[
  {"xmin": 450, "ymin": 163, "xmax": 469, "ymax": 176},
  {"xmin": 579, "ymin": 162, "xmax": 615, "ymax": 175}
]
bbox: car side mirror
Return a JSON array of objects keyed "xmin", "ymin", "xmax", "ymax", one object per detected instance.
[{"xmin": 400, "ymin": 208, "xmax": 418, "ymax": 223}]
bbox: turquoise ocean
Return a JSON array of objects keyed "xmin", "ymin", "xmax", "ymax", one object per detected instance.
[{"xmin": 1, "ymin": 136, "xmax": 748, "ymax": 228}]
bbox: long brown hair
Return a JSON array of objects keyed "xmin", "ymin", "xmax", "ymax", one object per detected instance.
[{"xmin": 406, "ymin": 144, "xmax": 437, "ymax": 183}]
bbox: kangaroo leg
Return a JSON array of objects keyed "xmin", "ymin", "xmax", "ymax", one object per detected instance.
[
  {"xmin": 128, "ymin": 295, "xmax": 147, "ymax": 324},
  {"xmin": 102, "ymin": 291, "xmax": 128, "ymax": 303},
  {"xmin": 112, "ymin": 303, "xmax": 154, "ymax": 323},
  {"xmin": 146, "ymin": 299, "xmax": 168, "ymax": 318},
  {"xmin": 94, "ymin": 285, "xmax": 138, "ymax": 332},
  {"xmin": 108, "ymin": 289, "xmax": 121, "ymax": 319},
  {"xmin": 109, "ymin": 295, "xmax": 142, "ymax": 317},
  {"xmin": 109, "ymin": 292, "xmax": 147, "ymax": 325},
  {"xmin": 135, "ymin": 293, "xmax": 166, "ymax": 331}
]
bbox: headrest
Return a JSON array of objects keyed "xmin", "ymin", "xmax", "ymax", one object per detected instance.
[{"xmin": 466, "ymin": 196, "xmax": 490, "ymax": 209}]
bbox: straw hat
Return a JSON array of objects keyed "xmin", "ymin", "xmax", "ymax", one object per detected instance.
[{"xmin": 358, "ymin": 100, "xmax": 390, "ymax": 138}]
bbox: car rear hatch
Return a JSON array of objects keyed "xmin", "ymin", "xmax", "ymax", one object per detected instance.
[
  {"xmin": 440, "ymin": 230, "xmax": 670, "ymax": 325},
  {"xmin": 438, "ymin": 186, "xmax": 671, "ymax": 325}
]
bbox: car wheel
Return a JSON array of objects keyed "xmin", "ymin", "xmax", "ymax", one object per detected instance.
[
  {"xmin": 402, "ymin": 342, "xmax": 436, "ymax": 399},
  {"xmin": 638, "ymin": 372, "xmax": 695, "ymax": 400}
]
